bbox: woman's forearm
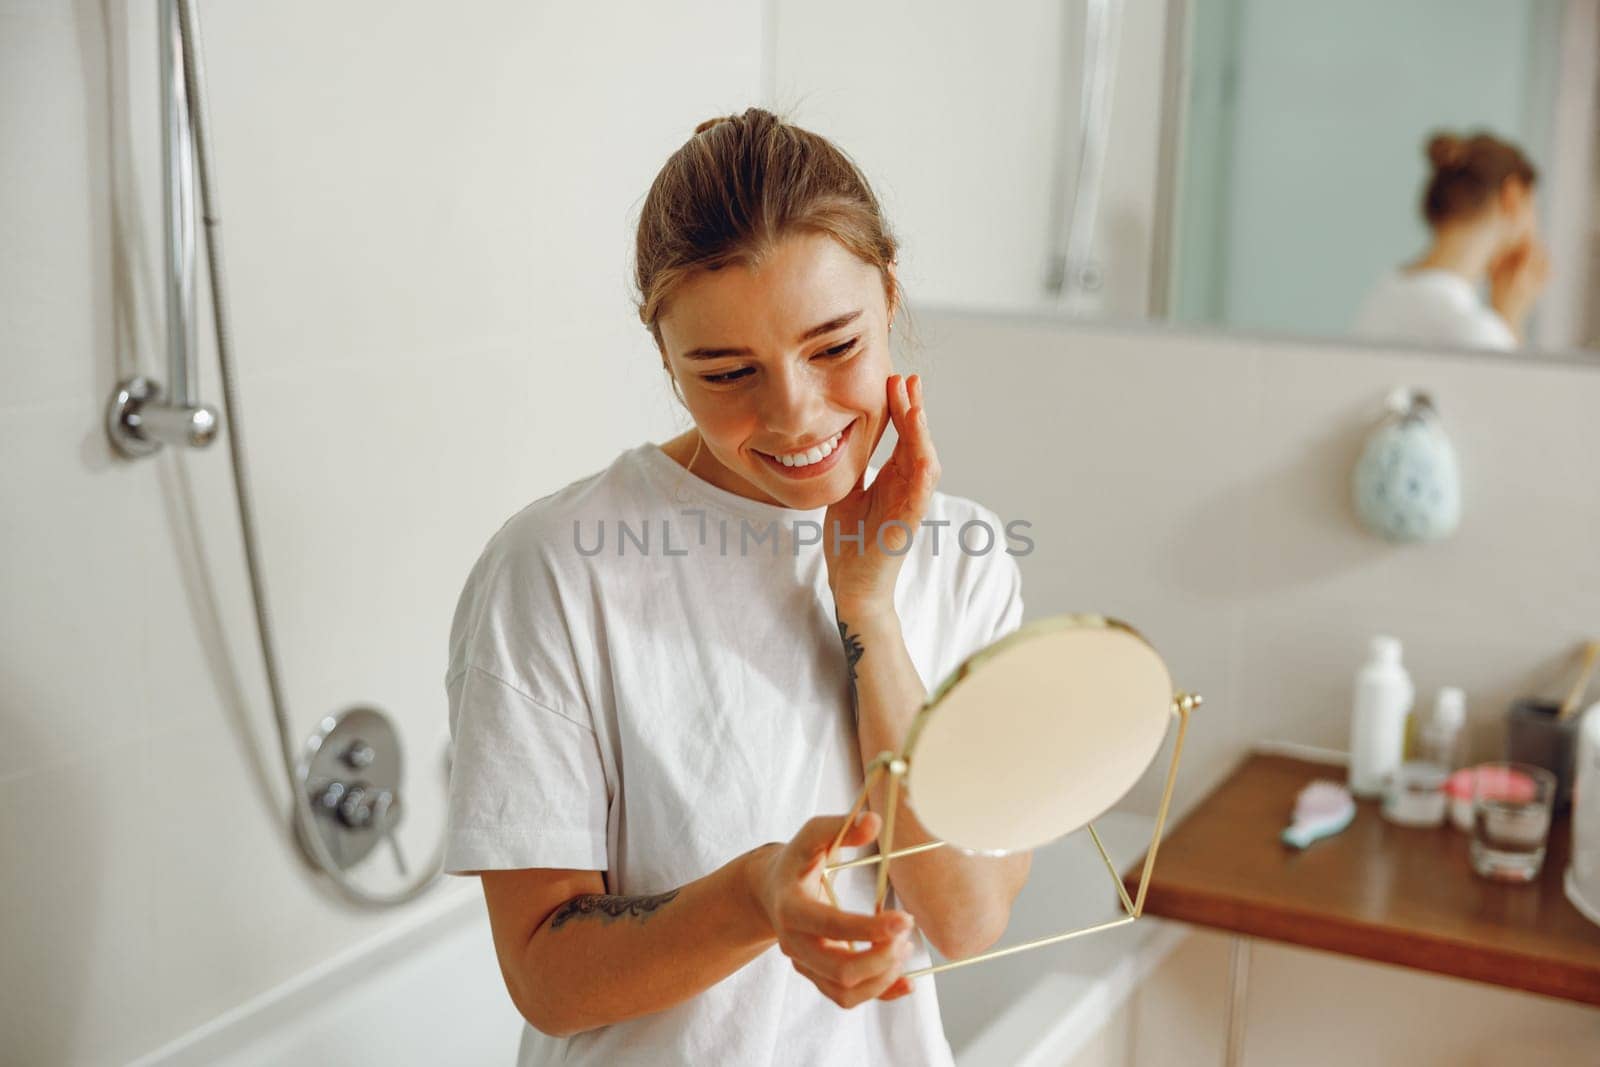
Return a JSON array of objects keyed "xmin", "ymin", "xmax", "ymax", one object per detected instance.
[
  {"xmin": 835, "ymin": 603, "xmax": 1030, "ymax": 960},
  {"xmin": 517, "ymin": 844, "xmax": 780, "ymax": 1037}
]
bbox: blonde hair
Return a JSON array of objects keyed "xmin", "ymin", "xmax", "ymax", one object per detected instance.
[{"xmin": 633, "ymin": 108, "xmax": 904, "ymax": 396}]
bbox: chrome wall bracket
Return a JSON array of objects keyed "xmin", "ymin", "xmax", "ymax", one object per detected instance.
[{"xmin": 107, "ymin": 375, "xmax": 219, "ymax": 458}]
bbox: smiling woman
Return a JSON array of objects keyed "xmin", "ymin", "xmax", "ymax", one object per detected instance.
[
  {"xmin": 442, "ymin": 107, "xmax": 1029, "ymax": 1067},
  {"xmin": 638, "ymin": 109, "xmax": 904, "ymax": 512},
  {"xmin": 656, "ymin": 233, "xmax": 887, "ymax": 502}
]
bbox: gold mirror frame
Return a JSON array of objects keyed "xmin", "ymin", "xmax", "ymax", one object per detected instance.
[{"xmin": 820, "ymin": 613, "xmax": 1201, "ymax": 979}]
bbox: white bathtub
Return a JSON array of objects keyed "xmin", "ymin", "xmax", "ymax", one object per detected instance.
[
  {"xmin": 129, "ymin": 886, "xmax": 523, "ymax": 1067},
  {"xmin": 132, "ymin": 814, "xmax": 1178, "ymax": 1066},
  {"xmin": 935, "ymin": 811, "xmax": 1187, "ymax": 1066}
]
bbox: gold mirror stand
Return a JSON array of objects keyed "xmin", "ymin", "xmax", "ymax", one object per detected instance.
[{"xmin": 821, "ymin": 691, "xmax": 1201, "ymax": 979}]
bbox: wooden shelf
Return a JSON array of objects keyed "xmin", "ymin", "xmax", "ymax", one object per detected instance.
[{"xmin": 1121, "ymin": 753, "xmax": 1600, "ymax": 1005}]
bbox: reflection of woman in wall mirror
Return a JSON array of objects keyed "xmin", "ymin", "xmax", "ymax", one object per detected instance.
[
  {"xmin": 1354, "ymin": 131, "xmax": 1550, "ymax": 350},
  {"xmin": 444, "ymin": 108, "xmax": 1030, "ymax": 1064}
]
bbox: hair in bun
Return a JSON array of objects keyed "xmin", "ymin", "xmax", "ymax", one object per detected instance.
[
  {"xmin": 693, "ymin": 115, "xmax": 736, "ymax": 136},
  {"xmin": 1419, "ymin": 129, "xmax": 1537, "ymax": 226},
  {"xmin": 1427, "ymin": 133, "xmax": 1466, "ymax": 170},
  {"xmin": 635, "ymin": 107, "xmax": 902, "ymax": 368}
]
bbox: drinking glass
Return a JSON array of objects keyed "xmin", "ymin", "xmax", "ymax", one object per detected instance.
[{"xmin": 1469, "ymin": 762, "xmax": 1556, "ymax": 883}]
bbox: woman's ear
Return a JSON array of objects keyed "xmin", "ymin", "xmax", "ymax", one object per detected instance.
[
  {"xmin": 1496, "ymin": 180, "xmax": 1536, "ymax": 244},
  {"xmin": 884, "ymin": 260, "xmax": 901, "ymax": 327},
  {"xmin": 659, "ymin": 347, "xmax": 687, "ymax": 405},
  {"xmin": 1498, "ymin": 178, "xmax": 1528, "ymax": 220}
]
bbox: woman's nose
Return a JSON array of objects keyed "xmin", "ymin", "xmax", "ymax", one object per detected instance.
[{"xmin": 758, "ymin": 364, "xmax": 826, "ymax": 434}]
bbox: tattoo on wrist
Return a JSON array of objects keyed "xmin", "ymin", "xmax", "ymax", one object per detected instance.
[
  {"xmin": 838, "ymin": 617, "xmax": 865, "ymax": 722},
  {"xmin": 549, "ymin": 889, "xmax": 681, "ymax": 930}
]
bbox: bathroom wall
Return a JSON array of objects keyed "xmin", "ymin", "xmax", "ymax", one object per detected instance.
[
  {"xmin": 6, "ymin": 2, "xmax": 1600, "ymax": 1065},
  {"xmin": 0, "ymin": 1, "xmax": 760, "ymax": 1063},
  {"xmin": 916, "ymin": 138, "xmax": 1600, "ymax": 1054},
  {"xmin": 912, "ymin": 310, "xmax": 1600, "ymax": 1058},
  {"xmin": 908, "ymin": 310, "xmax": 1600, "ymax": 820}
]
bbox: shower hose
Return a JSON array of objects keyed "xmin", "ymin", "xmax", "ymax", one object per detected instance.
[{"xmin": 176, "ymin": 0, "xmax": 444, "ymax": 907}]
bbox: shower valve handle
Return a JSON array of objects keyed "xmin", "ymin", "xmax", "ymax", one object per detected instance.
[
  {"xmin": 311, "ymin": 779, "xmax": 378, "ymax": 828},
  {"xmin": 372, "ymin": 790, "xmax": 409, "ymax": 877},
  {"xmin": 336, "ymin": 784, "xmax": 376, "ymax": 828},
  {"xmin": 308, "ymin": 779, "xmax": 407, "ymax": 874}
]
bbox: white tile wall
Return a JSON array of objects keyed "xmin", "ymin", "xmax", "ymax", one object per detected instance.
[
  {"xmin": 2, "ymin": 1, "xmax": 760, "ymax": 1062},
  {"xmin": 910, "ymin": 310, "xmax": 1600, "ymax": 819}
]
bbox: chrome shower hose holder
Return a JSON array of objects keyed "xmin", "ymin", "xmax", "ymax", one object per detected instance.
[{"xmin": 107, "ymin": 375, "xmax": 220, "ymax": 457}]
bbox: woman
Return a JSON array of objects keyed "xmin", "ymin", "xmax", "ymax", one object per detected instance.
[
  {"xmin": 442, "ymin": 108, "xmax": 1030, "ymax": 1066},
  {"xmin": 1353, "ymin": 130, "xmax": 1550, "ymax": 350}
]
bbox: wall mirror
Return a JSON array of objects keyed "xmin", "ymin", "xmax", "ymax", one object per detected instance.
[{"xmin": 773, "ymin": 0, "xmax": 1599, "ymax": 363}]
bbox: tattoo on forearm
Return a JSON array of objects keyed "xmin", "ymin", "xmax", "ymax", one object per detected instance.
[
  {"xmin": 548, "ymin": 889, "xmax": 681, "ymax": 930},
  {"xmin": 838, "ymin": 617, "xmax": 865, "ymax": 722}
]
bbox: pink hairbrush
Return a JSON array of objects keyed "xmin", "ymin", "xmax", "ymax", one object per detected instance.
[{"xmin": 1281, "ymin": 780, "xmax": 1357, "ymax": 849}]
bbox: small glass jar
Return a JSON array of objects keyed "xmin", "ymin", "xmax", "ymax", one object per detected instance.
[{"xmin": 1382, "ymin": 760, "xmax": 1449, "ymax": 827}]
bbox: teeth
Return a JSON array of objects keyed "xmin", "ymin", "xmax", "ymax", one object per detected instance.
[{"xmin": 771, "ymin": 428, "xmax": 844, "ymax": 467}]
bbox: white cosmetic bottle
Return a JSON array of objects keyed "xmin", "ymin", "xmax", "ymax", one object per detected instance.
[
  {"xmin": 1348, "ymin": 636, "xmax": 1415, "ymax": 798},
  {"xmin": 1420, "ymin": 686, "xmax": 1466, "ymax": 772}
]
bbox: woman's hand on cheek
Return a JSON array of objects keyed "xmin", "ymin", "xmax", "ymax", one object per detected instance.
[
  {"xmin": 1490, "ymin": 234, "xmax": 1551, "ymax": 333},
  {"xmin": 824, "ymin": 373, "xmax": 941, "ymax": 616}
]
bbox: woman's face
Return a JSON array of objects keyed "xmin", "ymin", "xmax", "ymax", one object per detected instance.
[{"xmin": 657, "ymin": 231, "xmax": 895, "ymax": 510}]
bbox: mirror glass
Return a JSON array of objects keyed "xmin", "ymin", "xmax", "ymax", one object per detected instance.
[
  {"xmin": 905, "ymin": 618, "xmax": 1174, "ymax": 855},
  {"xmin": 773, "ymin": 0, "xmax": 1599, "ymax": 363}
]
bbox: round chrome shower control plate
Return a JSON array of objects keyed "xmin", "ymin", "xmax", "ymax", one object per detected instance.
[{"xmin": 296, "ymin": 705, "xmax": 405, "ymax": 872}]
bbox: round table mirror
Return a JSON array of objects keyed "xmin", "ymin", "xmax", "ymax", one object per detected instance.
[{"xmin": 903, "ymin": 615, "xmax": 1176, "ymax": 855}]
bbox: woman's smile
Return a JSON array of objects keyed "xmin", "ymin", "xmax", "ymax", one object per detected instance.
[{"xmin": 755, "ymin": 419, "xmax": 856, "ymax": 479}]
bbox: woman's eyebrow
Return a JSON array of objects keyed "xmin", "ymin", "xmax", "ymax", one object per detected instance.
[{"xmin": 682, "ymin": 309, "xmax": 863, "ymax": 360}]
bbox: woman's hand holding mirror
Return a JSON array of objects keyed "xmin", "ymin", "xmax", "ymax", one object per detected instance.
[{"xmin": 750, "ymin": 810, "xmax": 917, "ymax": 1006}]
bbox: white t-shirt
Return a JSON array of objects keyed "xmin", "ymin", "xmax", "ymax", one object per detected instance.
[
  {"xmin": 1351, "ymin": 268, "xmax": 1517, "ymax": 350},
  {"xmin": 443, "ymin": 441, "xmax": 1025, "ymax": 1067}
]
